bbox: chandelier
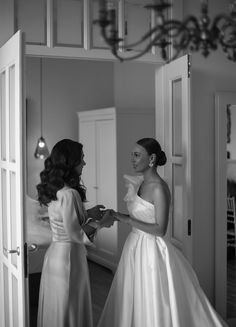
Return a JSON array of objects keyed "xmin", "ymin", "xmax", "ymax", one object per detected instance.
[{"xmin": 95, "ymin": 0, "xmax": 236, "ymax": 62}]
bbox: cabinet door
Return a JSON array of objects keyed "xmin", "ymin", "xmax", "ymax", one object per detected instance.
[
  {"xmin": 96, "ymin": 119, "xmax": 117, "ymax": 210},
  {"xmin": 124, "ymin": 0, "xmax": 152, "ymax": 52},
  {"xmin": 90, "ymin": 0, "xmax": 109, "ymax": 49},
  {"xmin": 78, "ymin": 120, "xmax": 97, "ymax": 207},
  {"xmin": 53, "ymin": 0, "xmax": 84, "ymax": 47},
  {"xmin": 95, "ymin": 119, "xmax": 118, "ymax": 260},
  {"xmin": 15, "ymin": 0, "xmax": 47, "ymax": 45}
]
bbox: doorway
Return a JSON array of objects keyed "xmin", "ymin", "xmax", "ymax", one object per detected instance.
[{"xmin": 215, "ymin": 92, "xmax": 236, "ymax": 326}]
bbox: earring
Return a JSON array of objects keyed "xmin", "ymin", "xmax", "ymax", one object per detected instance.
[{"xmin": 149, "ymin": 162, "xmax": 153, "ymax": 168}]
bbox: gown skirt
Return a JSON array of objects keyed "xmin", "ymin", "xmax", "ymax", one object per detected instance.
[
  {"xmin": 37, "ymin": 241, "xmax": 93, "ymax": 327},
  {"xmin": 97, "ymin": 175, "xmax": 227, "ymax": 327}
]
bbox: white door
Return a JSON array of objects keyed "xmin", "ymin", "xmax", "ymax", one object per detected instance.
[
  {"xmin": 78, "ymin": 119, "xmax": 97, "ymax": 206},
  {"xmin": 215, "ymin": 92, "xmax": 236, "ymax": 325},
  {"xmin": 78, "ymin": 108, "xmax": 118, "ymax": 270},
  {"xmin": 156, "ymin": 54, "xmax": 192, "ymax": 262},
  {"xmin": 0, "ymin": 31, "xmax": 27, "ymax": 327}
]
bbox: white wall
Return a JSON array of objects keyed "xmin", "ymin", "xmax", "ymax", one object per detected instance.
[
  {"xmin": 183, "ymin": 0, "xmax": 236, "ymax": 301},
  {"xmin": 114, "ymin": 61, "xmax": 158, "ymax": 111},
  {"xmin": 26, "ymin": 57, "xmax": 114, "ymax": 198},
  {"xmin": 113, "ymin": 61, "xmax": 156, "ymax": 207}
]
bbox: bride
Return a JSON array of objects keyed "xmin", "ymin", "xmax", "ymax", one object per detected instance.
[{"xmin": 97, "ymin": 137, "xmax": 227, "ymax": 327}]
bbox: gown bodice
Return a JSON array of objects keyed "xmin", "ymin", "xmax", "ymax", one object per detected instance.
[
  {"xmin": 124, "ymin": 174, "xmax": 156, "ymax": 225},
  {"xmin": 48, "ymin": 186, "xmax": 92, "ymax": 245}
]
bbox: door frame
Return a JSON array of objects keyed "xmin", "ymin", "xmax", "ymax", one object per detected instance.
[{"xmin": 215, "ymin": 91, "xmax": 236, "ymax": 325}]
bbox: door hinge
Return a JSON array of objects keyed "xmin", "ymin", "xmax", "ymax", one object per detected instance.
[
  {"xmin": 187, "ymin": 54, "xmax": 191, "ymax": 78},
  {"xmin": 187, "ymin": 219, "xmax": 192, "ymax": 236}
]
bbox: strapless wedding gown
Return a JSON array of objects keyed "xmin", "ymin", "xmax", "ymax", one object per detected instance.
[{"xmin": 97, "ymin": 175, "xmax": 227, "ymax": 327}]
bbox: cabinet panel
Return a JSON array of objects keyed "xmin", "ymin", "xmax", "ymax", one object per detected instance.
[
  {"xmin": 14, "ymin": 0, "xmax": 47, "ymax": 45},
  {"xmin": 54, "ymin": 0, "xmax": 83, "ymax": 47},
  {"xmin": 96, "ymin": 119, "xmax": 117, "ymax": 209},
  {"xmin": 95, "ymin": 119, "xmax": 117, "ymax": 256},
  {"xmin": 124, "ymin": 0, "xmax": 152, "ymax": 52},
  {"xmin": 78, "ymin": 108, "xmax": 118, "ymax": 269},
  {"xmin": 78, "ymin": 120, "xmax": 97, "ymax": 207},
  {"xmin": 91, "ymin": 0, "xmax": 109, "ymax": 49}
]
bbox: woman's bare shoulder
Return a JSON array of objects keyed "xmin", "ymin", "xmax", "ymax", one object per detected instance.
[{"xmin": 152, "ymin": 179, "xmax": 171, "ymax": 200}]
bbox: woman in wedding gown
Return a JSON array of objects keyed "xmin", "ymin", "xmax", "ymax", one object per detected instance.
[
  {"xmin": 37, "ymin": 139, "xmax": 114, "ymax": 327},
  {"xmin": 98, "ymin": 137, "xmax": 227, "ymax": 327}
]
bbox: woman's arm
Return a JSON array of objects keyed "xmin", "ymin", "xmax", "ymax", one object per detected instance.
[
  {"xmin": 84, "ymin": 209, "xmax": 115, "ymax": 240},
  {"xmin": 113, "ymin": 184, "xmax": 170, "ymax": 237},
  {"xmin": 61, "ymin": 189, "xmax": 93, "ymax": 244}
]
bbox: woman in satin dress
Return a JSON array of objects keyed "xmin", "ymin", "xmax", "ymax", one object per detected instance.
[
  {"xmin": 36, "ymin": 139, "xmax": 114, "ymax": 327},
  {"xmin": 98, "ymin": 137, "xmax": 227, "ymax": 327}
]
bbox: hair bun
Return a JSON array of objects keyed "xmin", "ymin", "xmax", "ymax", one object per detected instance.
[{"xmin": 157, "ymin": 150, "xmax": 167, "ymax": 166}]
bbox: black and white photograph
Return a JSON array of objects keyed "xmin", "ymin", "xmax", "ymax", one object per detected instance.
[{"xmin": 0, "ymin": 1, "xmax": 236, "ymax": 327}]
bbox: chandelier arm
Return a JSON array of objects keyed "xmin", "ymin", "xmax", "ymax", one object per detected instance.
[
  {"xmin": 220, "ymin": 38, "xmax": 236, "ymax": 49},
  {"xmin": 117, "ymin": 24, "xmax": 169, "ymax": 50},
  {"xmin": 212, "ymin": 13, "xmax": 235, "ymax": 28},
  {"xmin": 110, "ymin": 34, "xmax": 165, "ymax": 62},
  {"xmin": 96, "ymin": 1, "xmax": 236, "ymax": 63},
  {"xmin": 213, "ymin": 14, "xmax": 236, "ymax": 49},
  {"xmin": 100, "ymin": 23, "xmax": 165, "ymax": 52}
]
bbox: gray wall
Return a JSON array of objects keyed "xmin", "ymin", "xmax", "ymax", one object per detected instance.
[
  {"xmin": 26, "ymin": 58, "xmax": 156, "ymax": 199},
  {"xmin": 26, "ymin": 58, "xmax": 114, "ymax": 197}
]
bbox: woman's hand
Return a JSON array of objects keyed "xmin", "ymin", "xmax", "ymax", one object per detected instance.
[
  {"xmin": 99, "ymin": 209, "xmax": 115, "ymax": 228},
  {"xmin": 112, "ymin": 211, "xmax": 130, "ymax": 224},
  {"xmin": 87, "ymin": 205, "xmax": 105, "ymax": 221}
]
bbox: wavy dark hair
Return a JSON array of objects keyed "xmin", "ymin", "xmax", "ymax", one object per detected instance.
[
  {"xmin": 36, "ymin": 139, "xmax": 86, "ymax": 206},
  {"xmin": 137, "ymin": 138, "xmax": 167, "ymax": 167}
]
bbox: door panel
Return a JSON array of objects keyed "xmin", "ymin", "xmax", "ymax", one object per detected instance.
[
  {"xmin": 155, "ymin": 54, "xmax": 192, "ymax": 262},
  {"xmin": 95, "ymin": 119, "xmax": 117, "ymax": 256},
  {"xmin": 215, "ymin": 92, "xmax": 236, "ymax": 325},
  {"xmin": 78, "ymin": 120, "xmax": 97, "ymax": 207},
  {"xmin": 0, "ymin": 31, "xmax": 26, "ymax": 327}
]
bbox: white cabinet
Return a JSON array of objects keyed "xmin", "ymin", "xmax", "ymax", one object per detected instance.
[
  {"xmin": 78, "ymin": 107, "xmax": 155, "ymax": 270},
  {"xmin": 10, "ymin": 0, "xmax": 164, "ymax": 62},
  {"xmin": 78, "ymin": 108, "xmax": 118, "ymax": 270}
]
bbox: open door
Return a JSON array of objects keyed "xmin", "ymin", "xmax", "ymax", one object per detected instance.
[
  {"xmin": 0, "ymin": 31, "xmax": 27, "ymax": 327},
  {"xmin": 215, "ymin": 92, "xmax": 236, "ymax": 325},
  {"xmin": 156, "ymin": 54, "xmax": 193, "ymax": 263}
]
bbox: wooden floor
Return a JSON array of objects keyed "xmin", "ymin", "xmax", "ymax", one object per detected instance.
[
  {"xmin": 88, "ymin": 260, "xmax": 114, "ymax": 326},
  {"xmin": 29, "ymin": 260, "xmax": 114, "ymax": 327},
  {"xmin": 227, "ymin": 250, "xmax": 236, "ymax": 318}
]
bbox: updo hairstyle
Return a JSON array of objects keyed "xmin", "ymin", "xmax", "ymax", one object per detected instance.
[
  {"xmin": 36, "ymin": 139, "xmax": 86, "ymax": 206},
  {"xmin": 137, "ymin": 138, "xmax": 167, "ymax": 166}
]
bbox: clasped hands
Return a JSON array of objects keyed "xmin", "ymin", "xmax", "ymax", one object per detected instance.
[{"xmin": 87, "ymin": 205, "xmax": 129, "ymax": 229}]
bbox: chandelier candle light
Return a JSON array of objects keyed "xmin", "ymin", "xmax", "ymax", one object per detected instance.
[
  {"xmin": 34, "ymin": 58, "xmax": 50, "ymax": 159},
  {"xmin": 96, "ymin": 0, "xmax": 236, "ymax": 62}
]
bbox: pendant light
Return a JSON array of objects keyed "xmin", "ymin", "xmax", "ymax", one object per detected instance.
[{"xmin": 34, "ymin": 58, "xmax": 50, "ymax": 159}]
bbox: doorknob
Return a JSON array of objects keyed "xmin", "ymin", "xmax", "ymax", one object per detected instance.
[
  {"xmin": 28, "ymin": 243, "xmax": 38, "ymax": 252},
  {"xmin": 3, "ymin": 246, "xmax": 20, "ymax": 256}
]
